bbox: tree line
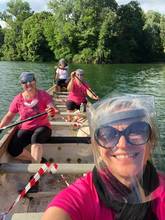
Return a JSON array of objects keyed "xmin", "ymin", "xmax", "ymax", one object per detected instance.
[{"xmin": 0, "ymin": 0, "xmax": 165, "ymax": 64}]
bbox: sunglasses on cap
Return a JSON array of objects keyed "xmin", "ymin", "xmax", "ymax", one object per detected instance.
[{"xmin": 94, "ymin": 121, "xmax": 151, "ymax": 150}]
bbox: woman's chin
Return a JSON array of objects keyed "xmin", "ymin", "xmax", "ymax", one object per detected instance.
[
  {"xmin": 112, "ymin": 162, "xmax": 144, "ymax": 182},
  {"xmin": 107, "ymin": 154, "xmax": 144, "ymax": 180}
]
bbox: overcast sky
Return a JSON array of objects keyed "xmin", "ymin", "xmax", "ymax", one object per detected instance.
[{"xmin": 0, "ymin": 0, "xmax": 165, "ymax": 14}]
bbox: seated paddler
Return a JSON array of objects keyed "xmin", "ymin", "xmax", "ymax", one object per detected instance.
[{"xmin": 0, "ymin": 72, "xmax": 58, "ymax": 163}]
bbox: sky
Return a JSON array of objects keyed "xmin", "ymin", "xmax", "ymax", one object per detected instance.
[{"xmin": 0, "ymin": 0, "xmax": 165, "ymax": 14}]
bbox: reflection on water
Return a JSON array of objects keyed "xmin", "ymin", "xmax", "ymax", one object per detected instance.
[{"xmin": 0, "ymin": 61, "xmax": 165, "ymax": 170}]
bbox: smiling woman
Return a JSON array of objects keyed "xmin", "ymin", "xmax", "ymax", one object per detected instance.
[
  {"xmin": 42, "ymin": 94, "xmax": 165, "ymax": 220},
  {"xmin": 0, "ymin": 71, "xmax": 58, "ymax": 165}
]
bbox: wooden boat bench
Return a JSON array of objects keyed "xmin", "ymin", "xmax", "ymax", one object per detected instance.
[
  {"xmin": 47, "ymin": 136, "xmax": 91, "ymax": 143},
  {"xmin": 10, "ymin": 212, "xmax": 43, "ymax": 220},
  {"xmin": 0, "ymin": 163, "xmax": 94, "ymax": 174}
]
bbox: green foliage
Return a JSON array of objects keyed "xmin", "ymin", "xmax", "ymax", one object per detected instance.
[
  {"xmin": 73, "ymin": 48, "xmax": 94, "ymax": 63},
  {"xmin": 22, "ymin": 12, "xmax": 54, "ymax": 62},
  {"xmin": 160, "ymin": 16, "xmax": 165, "ymax": 54},
  {"xmin": 0, "ymin": 0, "xmax": 165, "ymax": 63},
  {"xmin": 94, "ymin": 10, "xmax": 117, "ymax": 63},
  {"xmin": 143, "ymin": 11, "xmax": 164, "ymax": 61},
  {"xmin": 111, "ymin": 1, "xmax": 146, "ymax": 63},
  {"xmin": 0, "ymin": 27, "xmax": 4, "ymax": 46},
  {"xmin": 1, "ymin": 0, "xmax": 32, "ymax": 60},
  {"xmin": 7, "ymin": 0, "xmax": 32, "ymax": 20},
  {"xmin": 0, "ymin": 27, "xmax": 4, "ymax": 58}
]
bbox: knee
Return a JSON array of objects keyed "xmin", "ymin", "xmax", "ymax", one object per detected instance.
[
  {"xmin": 31, "ymin": 143, "xmax": 43, "ymax": 151},
  {"xmin": 7, "ymin": 146, "xmax": 21, "ymax": 157}
]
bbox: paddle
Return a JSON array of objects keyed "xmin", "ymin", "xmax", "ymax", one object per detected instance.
[
  {"xmin": 0, "ymin": 112, "xmax": 47, "ymax": 133},
  {"xmin": 74, "ymin": 75, "xmax": 99, "ymax": 99}
]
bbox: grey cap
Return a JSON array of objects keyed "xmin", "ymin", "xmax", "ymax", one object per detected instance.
[
  {"xmin": 19, "ymin": 72, "xmax": 35, "ymax": 83},
  {"xmin": 58, "ymin": 58, "xmax": 67, "ymax": 66},
  {"xmin": 76, "ymin": 69, "xmax": 84, "ymax": 75}
]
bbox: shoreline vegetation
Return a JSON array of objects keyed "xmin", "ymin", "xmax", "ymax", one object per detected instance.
[{"xmin": 0, "ymin": 0, "xmax": 165, "ymax": 64}]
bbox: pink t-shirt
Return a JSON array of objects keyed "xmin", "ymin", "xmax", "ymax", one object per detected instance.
[
  {"xmin": 9, "ymin": 90, "xmax": 53, "ymax": 130},
  {"xmin": 47, "ymin": 172, "xmax": 165, "ymax": 220},
  {"xmin": 67, "ymin": 80, "xmax": 90, "ymax": 105}
]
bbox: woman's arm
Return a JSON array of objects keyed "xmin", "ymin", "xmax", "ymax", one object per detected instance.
[
  {"xmin": 41, "ymin": 207, "xmax": 71, "ymax": 220},
  {"xmin": 87, "ymin": 90, "xmax": 99, "ymax": 100},
  {"xmin": 0, "ymin": 111, "xmax": 16, "ymax": 128},
  {"xmin": 55, "ymin": 69, "xmax": 59, "ymax": 80},
  {"xmin": 67, "ymin": 72, "xmax": 75, "ymax": 92}
]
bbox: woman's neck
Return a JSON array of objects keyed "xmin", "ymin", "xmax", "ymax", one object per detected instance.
[{"xmin": 23, "ymin": 89, "xmax": 37, "ymax": 100}]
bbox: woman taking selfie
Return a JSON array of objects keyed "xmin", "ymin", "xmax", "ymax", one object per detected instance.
[{"xmin": 42, "ymin": 94, "xmax": 165, "ymax": 220}]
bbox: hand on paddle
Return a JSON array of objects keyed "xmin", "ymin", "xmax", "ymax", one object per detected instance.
[
  {"xmin": 46, "ymin": 106, "xmax": 58, "ymax": 117},
  {"xmin": 91, "ymin": 92, "xmax": 99, "ymax": 100},
  {"xmin": 70, "ymin": 71, "xmax": 76, "ymax": 79}
]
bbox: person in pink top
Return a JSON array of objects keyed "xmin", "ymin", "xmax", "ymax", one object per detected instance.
[
  {"xmin": 0, "ymin": 72, "xmax": 58, "ymax": 164},
  {"xmin": 42, "ymin": 94, "xmax": 165, "ymax": 220},
  {"xmin": 66, "ymin": 69, "xmax": 99, "ymax": 121}
]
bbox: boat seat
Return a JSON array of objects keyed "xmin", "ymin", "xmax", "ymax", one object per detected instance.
[
  {"xmin": 56, "ymin": 112, "xmax": 86, "ymax": 116},
  {"xmin": 0, "ymin": 163, "xmax": 94, "ymax": 174},
  {"xmin": 55, "ymin": 104, "xmax": 66, "ymax": 108},
  {"xmin": 50, "ymin": 121, "xmax": 88, "ymax": 126},
  {"xmin": 55, "ymin": 91, "xmax": 68, "ymax": 95},
  {"xmin": 47, "ymin": 136, "xmax": 91, "ymax": 144},
  {"xmin": 11, "ymin": 212, "xmax": 43, "ymax": 220}
]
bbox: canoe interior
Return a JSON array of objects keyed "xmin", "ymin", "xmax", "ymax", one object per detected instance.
[{"xmin": 0, "ymin": 88, "xmax": 92, "ymax": 219}]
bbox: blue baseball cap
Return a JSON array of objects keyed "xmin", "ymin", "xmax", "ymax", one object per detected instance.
[{"xmin": 19, "ymin": 72, "xmax": 35, "ymax": 84}]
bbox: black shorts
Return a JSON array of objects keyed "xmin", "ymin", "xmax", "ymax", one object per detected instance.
[
  {"xmin": 7, "ymin": 126, "xmax": 52, "ymax": 157},
  {"xmin": 57, "ymin": 79, "xmax": 67, "ymax": 87},
  {"xmin": 66, "ymin": 100, "xmax": 80, "ymax": 111}
]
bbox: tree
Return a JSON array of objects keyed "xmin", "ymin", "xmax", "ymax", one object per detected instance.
[
  {"xmin": 2, "ymin": 0, "xmax": 33, "ymax": 60},
  {"xmin": 47, "ymin": 0, "xmax": 118, "ymax": 62},
  {"xmin": 109, "ymin": 1, "xmax": 145, "ymax": 63},
  {"xmin": 143, "ymin": 11, "xmax": 164, "ymax": 61},
  {"xmin": 160, "ymin": 15, "xmax": 165, "ymax": 56},
  {"xmin": 7, "ymin": 0, "xmax": 32, "ymax": 21},
  {"xmin": 22, "ymin": 12, "xmax": 54, "ymax": 61},
  {"xmin": 45, "ymin": 0, "xmax": 78, "ymax": 61},
  {"xmin": 71, "ymin": 0, "xmax": 118, "ymax": 63},
  {"xmin": 0, "ymin": 27, "xmax": 4, "ymax": 58},
  {"xmin": 94, "ymin": 10, "xmax": 117, "ymax": 63}
]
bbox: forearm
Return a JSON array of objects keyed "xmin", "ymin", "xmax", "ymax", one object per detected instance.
[
  {"xmin": 87, "ymin": 90, "xmax": 98, "ymax": 100},
  {"xmin": 67, "ymin": 79, "xmax": 74, "ymax": 91},
  {"xmin": 0, "ymin": 112, "xmax": 16, "ymax": 128},
  {"xmin": 55, "ymin": 73, "xmax": 59, "ymax": 80}
]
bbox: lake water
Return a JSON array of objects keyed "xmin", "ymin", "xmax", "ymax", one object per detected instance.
[{"xmin": 0, "ymin": 61, "xmax": 165, "ymax": 170}]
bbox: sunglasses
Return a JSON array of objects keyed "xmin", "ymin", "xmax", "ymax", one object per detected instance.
[
  {"xmin": 21, "ymin": 78, "xmax": 35, "ymax": 84},
  {"xmin": 94, "ymin": 121, "xmax": 151, "ymax": 150},
  {"xmin": 76, "ymin": 73, "xmax": 84, "ymax": 76}
]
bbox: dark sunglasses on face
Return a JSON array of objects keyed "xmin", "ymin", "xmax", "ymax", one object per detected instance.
[
  {"xmin": 94, "ymin": 121, "xmax": 151, "ymax": 150},
  {"xmin": 21, "ymin": 78, "xmax": 34, "ymax": 84},
  {"xmin": 76, "ymin": 74, "xmax": 84, "ymax": 77}
]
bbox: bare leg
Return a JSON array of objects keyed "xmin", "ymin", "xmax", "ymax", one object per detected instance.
[
  {"xmin": 31, "ymin": 143, "xmax": 43, "ymax": 163},
  {"xmin": 55, "ymin": 85, "xmax": 60, "ymax": 92},
  {"xmin": 15, "ymin": 148, "xmax": 33, "ymax": 161},
  {"xmin": 67, "ymin": 110, "xmax": 74, "ymax": 122}
]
